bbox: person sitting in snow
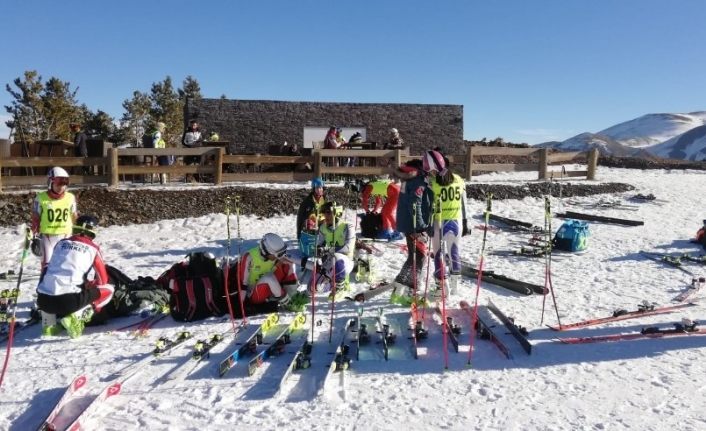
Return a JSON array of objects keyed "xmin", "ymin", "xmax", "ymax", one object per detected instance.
[
  {"xmin": 36, "ymin": 215, "xmax": 115, "ymax": 338},
  {"xmin": 311, "ymin": 202, "xmax": 355, "ymax": 295},
  {"xmin": 231, "ymin": 233, "xmax": 300, "ymax": 310},
  {"xmin": 360, "ymin": 176, "xmax": 402, "ymax": 241}
]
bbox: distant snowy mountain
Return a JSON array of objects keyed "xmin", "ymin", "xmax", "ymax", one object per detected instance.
[
  {"xmin": 646, "ymin": 124, "xmax": 706, "ymax": 161},
  {"xmin": 537, "ymin": 111, "xmax": 706, "ymax": 160},
  {"xmin": 599, "ymin": 112, "xmax": 706, "ymax": 148},
  {"xmin": 535, "ymin": 132, "xmax": 642, "ymax": 156}
]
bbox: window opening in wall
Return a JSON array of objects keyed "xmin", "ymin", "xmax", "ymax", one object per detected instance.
[{"xmin": 303, "ymin": 127, "xmax": 366, "ymax": 149}]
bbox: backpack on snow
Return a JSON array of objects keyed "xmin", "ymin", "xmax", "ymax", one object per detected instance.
[
  {"xmin": 552, "ymin": 219, "xmax": 589, "ymax": 252},
  {"xmin": 360, "ymin": 212, "xmax": 383, "ymax": 239},
  {"xmin": 157, "ymin": 252, "xmax": 226, "ymax": 322},
  {"xmin": 103, "ymin": 265, "xmax": 170, "ymax": 317}
]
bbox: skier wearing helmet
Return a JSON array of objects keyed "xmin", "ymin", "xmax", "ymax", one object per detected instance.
[
  {"xmin": 227, "ymin": 233, "xmax": 299, "ymax": 310},
  {"xmin": 426, "ymin": 149, "xmax": 470, "ymax": 297},
  {"xmin": 389, "ymin": 155, "xmax": 434, "ymax": 306},
  {"xmin": 36, "ymin": 215, "xmax": 115, "ymax": 338},
  {"xmin": 296, "ymin": 177, "xmax": 327, "ymax": 240},
  {"xmin": 312, "ymin": 201, "xmax": 355, "ymax": 296},
  {"xmin": 31, "ymin": 167, "xmax": 78, "ymax": 269}
]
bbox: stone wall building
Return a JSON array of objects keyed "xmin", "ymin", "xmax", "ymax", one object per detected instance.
[{"xmin": 184, "ymin": 98, "xmax": 464, "ymax": 156}]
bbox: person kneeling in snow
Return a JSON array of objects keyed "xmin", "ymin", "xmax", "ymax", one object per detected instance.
[
  {"xmin": 235, "ymin": 233, "xmax": 300, "ymax": 309},
  {"xmin": 36, "ymin": 215, "xmax": 115, "ymax": 338}
]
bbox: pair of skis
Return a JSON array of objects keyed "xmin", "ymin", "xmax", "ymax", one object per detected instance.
[
  {"xmin": 38, "ymin": 330, "xmax": 193, "ymax": 430},
  {"xmin": 548, "ymin": 302, "xmax": 696, "ymax": 331},
  {"xmin": 354, "ymin": 307, "xmax": 396, "ymax": 361},
  {"xmin": 460, "ymin": 300, "xmax": 532, "ymax": 358},
  {"xmin": 558, "ymin": 319, "xmax": 706, "ymax": 344},
  {"xmin": 218, "ymin": 313, "xmax": 278, "ymax": 377},
  {"xmin": 246, "ymin": 312, "xmax": 306, "ymax": 376}
]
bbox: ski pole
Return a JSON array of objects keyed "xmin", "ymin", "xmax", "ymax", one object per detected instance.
[
  {"xmin": 234, "ymin": 195, "xmax": 247, "ymax": 324},
  {"xmin": 467, "ymin": 194, "xmax": 491, "ymax": 366},
  {"xmin": 222, "ymin": 197, "xmax": 238, "ymax": 335},
  {"xmin": 310, "ymin": 207, "xmax": 321, "ymax": 345},
  {"xmin": 328, "ymin": 206, "xmax": 338, "ymax": 344},
  {"xmin": 546, "ymin": 196, "xmax": 562, "ymax": 326},
  {"xmin": 0, "ymin": 227, "xmax": 32, "ymax": 389},
  {"xmin": 540, "ymin": 195, "xmax": 562, "ymax": 327},
  {"xmin": 540, "ymin": 196, "xmax": 550, "ymax": 325},
  {"xmin": 439, "ymin": 217, "xmax": 449, "ymax": 370}
]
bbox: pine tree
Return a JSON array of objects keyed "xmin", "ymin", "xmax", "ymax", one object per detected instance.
[{"xmin": 120, "ymin": 91, "xmax": 151, "ymax": 146}]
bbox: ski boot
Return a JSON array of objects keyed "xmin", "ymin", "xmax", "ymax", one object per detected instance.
[
  {"xmin": 41, "ymin": 311, "xmax": 63, "ymax": 337},
  {"xmin": 60, "ymin": 306, "xmax": 94, "ymax": 339}
]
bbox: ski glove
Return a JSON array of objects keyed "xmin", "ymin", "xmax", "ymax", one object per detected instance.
[
  {"xmin": 462, "ymin": 219, "xmax": 471, "ymax": 237},
  {"xmin": 30, "ymin": 236, "xmax": 42, "ymax": 257}
]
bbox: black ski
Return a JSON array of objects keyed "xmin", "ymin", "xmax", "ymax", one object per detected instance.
[
  {"xmin": 487, "ymin": 299, "xmax": 532, "ymax": 355},
  {"xmin": 556, "ymin": 211, "xmax": 644, "ymax": 226},
  {"xmin": 345, "ymin": 281, "xmax": 394, "ymax": 302},
  {"xmin": 459, "ymin": 301, "xmax": 511, "ymax": 359},
  {"xmin": 375, "ymin": 307, "xmax": 396, "ymax": 360},
  {"xmin": 460, "ymin": 263, "xmax": 542, "ymax": 295},
  {"xmin": 434, "ymin": 306, "xmax": 460, "ymax": 353},
  {"xmin": 488, "ymin": 214, "xmax": 544, "ymax": 233}
]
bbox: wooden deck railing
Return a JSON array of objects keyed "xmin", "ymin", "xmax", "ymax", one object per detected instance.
[{"xmin": 0, "ymin": 146, "xmax": 598, "ymax": 191}]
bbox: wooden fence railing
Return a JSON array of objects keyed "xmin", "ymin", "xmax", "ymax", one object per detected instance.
[
  {"xmin": 0, "ymin": 146, "xmax": 598, "ymax": 191},
  {"xmin": 466, "ymin": 146, "xmax": 599, "ymax": 180}
]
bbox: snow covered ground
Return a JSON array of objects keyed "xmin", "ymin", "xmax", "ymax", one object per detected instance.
[{"xmin": 1, "ymin": 166, "xmax": 706, "ymax": 431}]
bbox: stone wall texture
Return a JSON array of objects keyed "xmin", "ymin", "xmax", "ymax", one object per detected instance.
[{"xmin": 185, "ymin": 98, "xmax": 464, "ymax": 155}]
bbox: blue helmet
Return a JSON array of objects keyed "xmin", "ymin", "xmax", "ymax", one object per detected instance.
[{"xmin": 311, "ymin": 177, "xmax": 324, "ymax": 189}]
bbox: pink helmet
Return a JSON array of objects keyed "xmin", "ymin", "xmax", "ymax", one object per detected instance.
[{"xmin": 422, "ymin": 150, "xmax": 447, "ymax": 175}]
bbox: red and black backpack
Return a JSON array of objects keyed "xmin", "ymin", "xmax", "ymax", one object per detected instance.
[{"xmin": 157, "ymin": 252, "xmax": 226, "ymax": 321}]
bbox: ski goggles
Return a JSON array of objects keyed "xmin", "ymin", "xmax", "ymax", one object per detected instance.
[{"xmin": 52, "ymin": 178, "xmax": 70, "ymax": 186}]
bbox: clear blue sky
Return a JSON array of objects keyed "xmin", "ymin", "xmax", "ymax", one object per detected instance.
[{"xmin": 3, "ymin": 0, "xmax": 705, "ymax": 144}]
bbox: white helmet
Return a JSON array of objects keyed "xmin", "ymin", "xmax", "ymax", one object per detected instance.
[
  {"xmin": 259, "ymin": 233, "xmax": 287, "ymax": 258},
  {"xmin": 47, "ymin": 166, "xmax": 70, "ymax": 189},
  {"xmin": 390, "ymin": 128, "xmax": 399, "ymax": 136}
]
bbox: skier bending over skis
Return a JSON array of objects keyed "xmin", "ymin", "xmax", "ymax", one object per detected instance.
[
  {"xmin": 36, "ymin": 215, "xmax": 115, "ymax": 338},
  {"xmin": 428, "ymin": 149, "xmax": 470, "ymax": 296},
  {"xmin": 232, "ymin": 233, "xmax": 299, "ymax": 307},
  {"xmin": 360, "ymin": 176, "xmax": 402, "ymax": 241}
]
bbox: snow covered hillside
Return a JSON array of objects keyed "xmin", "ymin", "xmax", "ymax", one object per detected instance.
[
  {"xmin": 538, "ymin": 111, "xmax": 706, "ymax": 159},
  {"xmin": 2, "ymin": 167, "xmax": 706, "ymax": 430},
  {"xmin": 647, "ymin": 124, "xmax": 706, "ymax": 161}
]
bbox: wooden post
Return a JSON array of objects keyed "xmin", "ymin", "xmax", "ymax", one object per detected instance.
[
  {"xmin": 538, "ymin": 148, "xmax": 548, "ymax": 180},
  {"xmin": 586, "ymin": 148, "xmax": 599, "ymax": 180},
  {"xmin": 314, "ymin": 150, "xmax": 322, "ymax": 178},
  {"xmin": 465, "ymin": 146, "xmax": 474, "ymax": 180},
  {"xmin": 109, "ymin": 148, "xmax": 118, "ymax": 187},
  {"xmin": 394, "ymin": 149, "xmax": 405, "ymax": 168},
  {"xmin": 214, "ymin": 147, "xmax": 223, "ymax": 185}
]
